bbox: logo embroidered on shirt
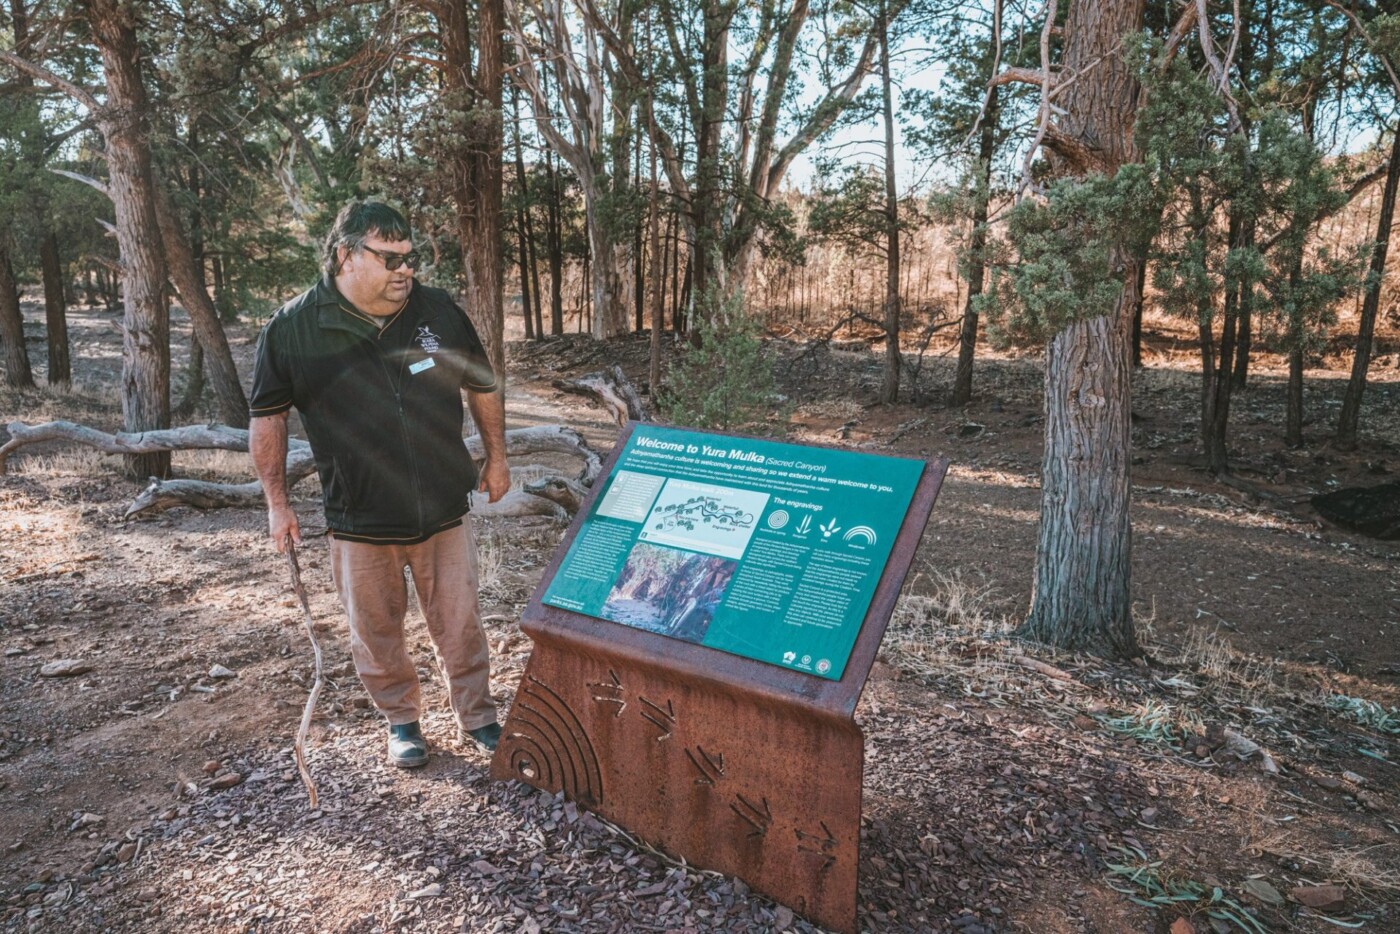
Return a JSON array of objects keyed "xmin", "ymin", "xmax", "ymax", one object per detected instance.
[{"xmin": 415, "ymin": 326, "xmax": 441, "ymax": 354}]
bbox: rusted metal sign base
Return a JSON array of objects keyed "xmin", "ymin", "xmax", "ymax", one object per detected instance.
[
  {"xmin": 493, "ymin": 637, "xmax": 864, "ymax": 930},
  {"xmin": 491, "ymin": 431, "xmax": 947, "ymax": 933}
]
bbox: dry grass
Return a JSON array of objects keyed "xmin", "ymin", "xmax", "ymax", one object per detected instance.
[
  {"xmin": 1250, "ymin": 833, "xmax": 1400, "ymax": 897},
  {"xmin": 1144, "ymin": 620, "xmax": 1289, "ymax": 710},
  {"xmin": 8, "ymin": 447, "xmax": 110, "ymax": 477},
  {"xmin": 475, "ymin": 530, "xmax": 505, "ymax": 597}
]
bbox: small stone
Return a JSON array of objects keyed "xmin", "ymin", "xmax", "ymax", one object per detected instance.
[
  {"xmin": 774, "ymin": 906, "xmax": 795, "ymax": 928},
  {"xmin": 208, "ymin": 773, "xmax": 243, "ymax": 790},
  {"xmin": 39, "ymin": 659, "xmax": 92, "ymax": 678},
  {"xmin": 202, "ymin": 760, "xmax": 221, "ymax": 775},
  {"xmin": 1140, "ymin": 807, "xmax": 1159, "ymax": 823},
  {"xmin": 1169, "ymin": 917, "xmax": 1197, "ymax": 934},
  {"xmin": 207, "ymin": 664, "xmax": 237, "ymax": 679},
  {"xmin": 1312, "ymin": 773, "xmax": 1343, "ymax": 791},
  {"xmin": 4, "ymin": 647, "xmax": 25, "ymax": 657},
  {"xmin": 1292, "ymin": 884, "xmax": 1346, "ymax": 911},
  {"xmin": 1073, "ymin": 715, "xmax": 1098, "ymax": 731},
  {"xmin": 69, "ymin": 813, "xmax": 103, "ymax": 832},
  {"xmin": 1342, "ymin": 771, "xmax": 1366, "ymax": 786},
  {"xmin": 116, "ymin": 843, "xmax": 137, "ymax": 863},
  {"xmin": 407, "ymin": 883, "xmax": 442, "ymax": 899}
]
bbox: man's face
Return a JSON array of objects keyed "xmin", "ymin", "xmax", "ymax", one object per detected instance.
[{"xmin": 338, "ymin": 232, "xmax": 416, "ymax": 310}]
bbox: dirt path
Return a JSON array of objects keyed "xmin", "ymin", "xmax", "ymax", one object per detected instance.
[{"xmin": 1, "ymin": 305, "xmax": 1397, "ymax": 932}]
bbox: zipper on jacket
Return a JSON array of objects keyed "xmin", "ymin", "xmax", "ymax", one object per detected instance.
[{"xmin": 376, "ymin": 326, "xmax": 426, "ymax": 537}]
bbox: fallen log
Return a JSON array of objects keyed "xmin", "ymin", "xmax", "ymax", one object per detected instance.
[
  {"xmin": 2, "ymin": 418, "xmax": 603, "ymax": 519},
  {"xmin": 126, "ymin": 478, "xmax": 267, "ymax": 517},
  {"xmin": 471, "ymin": 489, "xmax": 568, "ymax": 520},
  {"xmin": 4, "ymin": 419, "xmax": 602, "ymax": 484},
  {"xmin": 553, "ymin": 365, "xmax": 647, "ymax": 427},
  {"xmin": 470, "ymin": 424, "xmax": 604, "ymax": 483},
  {"xmin": 0, "ymin": 421, "xmax": 296, "ymax": 474},
  {"xmin": 524, "ymin": 475, "xmax": 590, "ymax": 514}
]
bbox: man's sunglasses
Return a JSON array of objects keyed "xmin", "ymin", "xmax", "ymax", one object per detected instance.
[{"xmin": 360, "ymin": 244, "xmax": 423, "ymax": 271}]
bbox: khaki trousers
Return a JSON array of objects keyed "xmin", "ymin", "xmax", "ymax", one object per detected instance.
[{"xmin": 328, "ymin": 523, "xmax": 496, "ymax": 731}]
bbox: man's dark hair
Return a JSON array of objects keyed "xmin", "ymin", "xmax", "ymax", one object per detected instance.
[{"xmin": 323, "ymin": 200, "xmax": 413, "ymax": 277}]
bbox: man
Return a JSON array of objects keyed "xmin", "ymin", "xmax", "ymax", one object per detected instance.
[{"xmin": 250, "ymin": 200, "xmax": 508, "ymax": 768}]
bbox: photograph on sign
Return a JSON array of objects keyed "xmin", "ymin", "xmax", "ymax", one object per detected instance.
[{"xmin": 541, "ymin": 425, "xmax": 925, "ymax": 680}]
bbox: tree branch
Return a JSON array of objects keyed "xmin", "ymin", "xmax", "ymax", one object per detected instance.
[{"xmin": 0, "ymin": 49, "xmax": 101, "ymax": 111}]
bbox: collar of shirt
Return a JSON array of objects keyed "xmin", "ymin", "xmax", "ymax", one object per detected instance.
[{"xmin": 312, "ymin": 275, "xmax": 412, "ymax": 339}]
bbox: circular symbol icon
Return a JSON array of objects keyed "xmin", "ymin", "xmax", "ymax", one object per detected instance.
[
  {"xmin": 816, "ymin": 659, "xmax": 831, "ymax": 674},
  {"xmin": 767, "ymin": 510, "xmax": 790, "ymax": 530},
  {"xmin": 800, "ymin": 655, "xmax": 812, "ymax": 666}
]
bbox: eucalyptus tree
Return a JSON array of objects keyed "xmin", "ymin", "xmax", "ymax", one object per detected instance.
[
  {"xmin": 582, "ymin": 0, "xmax": 894, "ymax": 323},
  {"xmin": 507, "ymin": 0, "xmax": 640, "ymax": 339}
]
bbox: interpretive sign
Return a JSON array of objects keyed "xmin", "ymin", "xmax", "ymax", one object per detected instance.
[
  {"xmin": 541, "ymin": 425, "xmax": 925, "ymax": 680},
  {"xmin": 493, "ymin": 423, "xmax": 948, "ymax": 934}
]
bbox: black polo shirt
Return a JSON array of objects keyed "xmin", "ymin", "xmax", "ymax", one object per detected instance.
[{"xmin": 250, "ymin": 276, "xmax": 498, "ymax": 544}]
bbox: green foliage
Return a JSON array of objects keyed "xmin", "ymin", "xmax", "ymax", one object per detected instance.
[
  {"xmin": 1105, "ymin": 847, "xmax": 1268, "ymax": 934},
  {"xmin": 656, "ymin": 289, "xmax": 778, "ymax": 432},
  {"xmin": 807, "ymin": 165, "xmax": 923, "ymax": 259},
  {"xmin": 1098, "ymin": 700, "xmax": 1193, "ymax": 748},
  {"xmin": 978, "ymin": 164, "xmax": 1159, "ymax": 345},
  {"xmin": 1326, "ymin": 694, "xmax": 1400, "ymax": 735}
]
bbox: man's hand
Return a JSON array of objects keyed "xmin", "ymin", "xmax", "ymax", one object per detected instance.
[
  {"xmin": 467, "ymin": 387, "xmax": 510, "ymax": 504},
  {"xmin": 480, "ymin": 457, "xmax": 510, "ymax": 504},
  {"xmin": 269, "ymin": 503, "xmax": 302, "ymax": 553},
  {"xmin": 250, "ymin": 413, "xmax": 300, "ymax": 552}
]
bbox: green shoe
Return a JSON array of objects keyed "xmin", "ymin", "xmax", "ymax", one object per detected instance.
[
  {"xmin": 460, "ymin": 722, "xmax": 502, "ymax": 753},
  {"xmin": 388, "ymin": 721, "xmax": 429, "ymax": 768}
]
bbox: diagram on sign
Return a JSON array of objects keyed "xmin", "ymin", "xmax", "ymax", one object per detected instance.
[{"xmin": 639, "ymin": 478, "xmax": 769, "ymax": 560}]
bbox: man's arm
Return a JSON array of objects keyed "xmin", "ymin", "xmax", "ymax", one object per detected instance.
[
  {"xmin": 467, "ymin": 388, "xmax": 509, "ymax": 503},
  {"xmin": 250, "ymin": 412, "xmax": 301, "ymax": 552}
]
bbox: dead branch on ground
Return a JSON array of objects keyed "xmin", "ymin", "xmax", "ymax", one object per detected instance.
[{"xmin": 553, "ymin": 365, "xmax": 648, "ymax": 426}]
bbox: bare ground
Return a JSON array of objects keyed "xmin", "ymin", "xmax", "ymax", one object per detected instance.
[{"xmin": 1, "ymin": 300, "xmax": 1398, "ymax": 934}]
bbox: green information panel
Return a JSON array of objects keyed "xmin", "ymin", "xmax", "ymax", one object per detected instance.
[{"xmin": 541, "ymin": 425, "xmax": 925, "ymax": 680}]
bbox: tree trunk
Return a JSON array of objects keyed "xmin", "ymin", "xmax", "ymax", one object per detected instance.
[
  {"xmin": 648, "ymin": 128, "xmax": 664, "ymax": 393},
  {"xmin": 0, "ymin": 244, "xmax": 35, "ymax": 388},
  {"xmin": 1018, "ymin": 0, "xmax": 1143, "ymax": 659},
  {"xmin": 1202, "ymin": 211, "xmax": 1241, "ymax": 476},
  {"xmin": 88, "ymin": 0, "xmax": 172, "ymax": 479},
  {"xmin": 440, "ymin": 0, "xmax": 506, "ymax": 385},
  {"xmin": 544, "ymin": 149, "xmax": 565, "ymax": 336},
  {"xmin": 1337, "ymin": 129, "xmax": 1400, "ymax": 449},
  {"xmin": 689, "ymin": 0, "xmax": 730, "ymax": 327},
  {"xmin": 1130, "ymin": 256, "xmax": 1146, "ymax": 368},
  {"xmin": 177, "ymin": 332, "xmax": 205, "ymax": 418},
  {"xmin": 152, "ymin": 182, "xmax": 248, "ymax": 427},
  {"xmin": 511, "ymin": 90, "xmax": 535, "ymax": 341},
  {"xmin": 587, "ymin": 214, "xmax": 630, "ymax": 339},
  {"xmin": 952, "ymin": 86, "xmax": 998, "ymax": 407},
  {"xmin": 39, "ymin": 233, "xmax": 71, "ymax": 387},
  {"xmin": 877, "ymin": 3, "xmax": 901, "ymax": 405},
  {"xmin": 1230, "ymin": 281, "xmax": 1252, "ymax": 389}
]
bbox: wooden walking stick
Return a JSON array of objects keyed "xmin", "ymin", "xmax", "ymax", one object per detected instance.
[{"xmin": 285, "ymin": 539, "xmax": 324, "ymax": 808}]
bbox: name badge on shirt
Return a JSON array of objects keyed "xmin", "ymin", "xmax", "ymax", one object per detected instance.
[{"xmin": 409, "ymin": 358, "xmax": 436, "ymax": 375}]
